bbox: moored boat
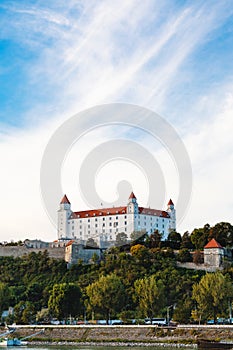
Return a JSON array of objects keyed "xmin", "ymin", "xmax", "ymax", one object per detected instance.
[
  {"xmin": 0, "ymin": 338, "xmax": 27, "ymax": 346},
  {"xmin": 197, "ymin": 339, "xmax": 233, "ymax": 349}
]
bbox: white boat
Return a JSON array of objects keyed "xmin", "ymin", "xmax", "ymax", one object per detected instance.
[{"xmin": 0, "ymin": 338, "xmax": 27, "ymax": 346}]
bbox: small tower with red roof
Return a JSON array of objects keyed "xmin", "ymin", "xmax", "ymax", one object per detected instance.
[
  {"xmin": 204, "ymin": 238, "xmax": 224, "ymax": 268},
  {"xmin": 127, "ymin": 192, "xmax": 138, "ymax": 215},
  {"xmin": 58, "ymin": 194, "xmax": 72, "ymax": 240},
  {"xmin": 167, "ymin": 199, "xmax": 176, "ymax": 231}
]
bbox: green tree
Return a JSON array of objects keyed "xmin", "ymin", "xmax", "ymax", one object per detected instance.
[
  {"xmin": 192, "ymin": 272, "xmax": 233, "ymax": 323},
  {"xmin": 173, "ymin": 297, "xmax": 193, "ymax": 324},
  {"xmin": 166, "ymin": 231, "xmax": 182, "ymax": 250},
  {"xmin": 13, "ymin": 301, "xmax": 36, "ymax": 324},
  {"xmin": 146, "ymin": 230, "xmax": 162, "ymax": 248},
  {"xmin": 116, "ymin": 232, "xmax": 128, "ymax": 246},
  {"xmin": 190, "ymin": 224, "xmax": 210, "ymax": 250},
  {"xmin": 180, "ymin": 231, "xmax": 194, "ymax": 249},
  {"xmin": 86, "ymin": 273, "xmax": 126, "ymax": 324},
  {"xmin": 36, "ymin": 308, "xmax": 51, "ymax": 324},
  {"xmin": 48, "ymin": 283, "xmax": 82, "ymax": 319},
  {"xmin": 209, "ymin": 222, "xmax": 233, "ymax": 247},
  {"xmin": 0, "ymin": 282, "xmax": 12, "ymax": 314},
  {"xmin": 176, "ymin": 248, "xmax": 192, "ymax": 263},
  {"xmin": 193, "ymin": 250, "xmax": 203, "ymax": 265},
  {"xmin": 134, "ymin": 275, "xmax": 165, "ymax": 321}
]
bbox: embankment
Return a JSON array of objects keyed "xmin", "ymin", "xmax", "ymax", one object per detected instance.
[{"xmin": 2, "ymin": 325, "xmax": 232, "ymax": 345}]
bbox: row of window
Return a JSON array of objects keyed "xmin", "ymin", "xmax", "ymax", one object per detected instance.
[{"xmin": 67, "ymin": 216, "xmax": 165, "ymax": 224}]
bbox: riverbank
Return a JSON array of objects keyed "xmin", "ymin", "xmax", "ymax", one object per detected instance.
[
  {"xmin": 29, "ymin": 340, "xmax": 195, "ymax": 347},
  {"xmin": 2, "ymin": 325, "xmax": 233, "ymax": 346}
]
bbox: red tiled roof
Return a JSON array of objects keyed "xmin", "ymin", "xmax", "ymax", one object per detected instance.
[
  {"xmin": 66, "ymin": 240, "xmax": 75, "ymax": 247},
  {"xmin": 204, "ymin": 238, "xmax": 223, "ymax": 249},
  {"xmin": 129, "ymin": 192, "xmax": 137, "ymax": 199},
  {"xmin": 60, "ymin": 194, "xmax": 70, "ymax": 204},
  {"xmin": 73, "ymin": 206, "xmax": 127, "ymax": 218},
  {"xmin": 167, "ymin": 199, "xmax": 174, "ymax": 206},
  {"xmin": 139, "ymin": 207, "xmax": 170, "ymax": 218},
  {"xmin": 72, "ymin": 206, "xmax": 170, "ymax": 218}
]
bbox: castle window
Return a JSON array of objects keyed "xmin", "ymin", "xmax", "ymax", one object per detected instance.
[
  {"xmin": 80, "ymin": 226, "xmax": 82, "ymax": 229},
  {"xmin": 95, "ymin": 218, "xmax": 97, "ymax": 221},
  {"xmin": 125, "ymin": 221, "xmax": 127, "ymax": 225},
  {"xmin": 88, "ymin": 225, "xmax": 90, "ymax": 228},
  {"xmin": 96, "ymin": 230, "xmax": 98, "ymax": 233},
  {"xmin": 88, "ymin": 230, "xmax": 90, "ymax": 234},
  {"xmin": 95, "ymin": 224, "xmax": 98, "ymax": 227},
  {"xmin": 80, "ymin": 232, "xmax": 82, "ymax": 235},
  {"xmin": 162, "ymin": 224, "xmax": 164, "ymax": 228},
  {"xmin": 116, "ymin": 216, "xmax": 118, "ymax": 219},
  {"xmin": 125, "ymin": 215, "xmax": 127, "ymax": 219},
  {"xmin": 109, "ymin": 223, "xmax": 112, "ymax": 226},
  {"xmin": 103, "ymin": 229, "xmax": 105, "ymax": 233},
  {"xmin": 72, "ymin": 226, "xmax": 74, "ymax": 230},
  {"xmin": 72, "ymin": 221, "xmax": 74, "ymax": 223},
  {"xmin": 125, "ymin": 228, "xmax": 127, "ymax": 232},
  {"xmin": 88, "ymin": 219, "xmax": 90, "ymax": 222},
  {"xmin": 110, "ymin": 229, "xmax": 112, "ymax": 233},
  {"xmin": 156, "ymin": 224, "xmax": 158, "ymax": 227},
  {"xmin": 110, "ymin": 236, "xmax": 112, "ymax": 240},
  {"xmin": 116, "ymin": 228, "xmax": 118, "ymax": 232},
  {"xmin": 103, "ymin": 223, "xmax": 105, "ymax": 227},
  {"xmin": 109, "ymin": 217, "xmax": 112, "ymax": 220},
  {"xmin": 103, "ymin": 218, "xmax": 105, "ymax": 221}
]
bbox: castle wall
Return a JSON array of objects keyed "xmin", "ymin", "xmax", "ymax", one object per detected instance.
[{"xmin": 0, "ymin": 246, "xmax": 65, "ymax": 260}]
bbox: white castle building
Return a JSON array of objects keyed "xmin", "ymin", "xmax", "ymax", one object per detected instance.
[{"xmin": 57, "ymin": 192, "xmax": 176, "ymax": 246}]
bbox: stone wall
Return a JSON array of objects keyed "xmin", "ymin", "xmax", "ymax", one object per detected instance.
[
  {"xmin": 2, "ymin": 325, "xmax": 233, "ymax": 344},
  {"xmin": 0, "ymin": 246, "xmax": 65, "ymax": 260}
]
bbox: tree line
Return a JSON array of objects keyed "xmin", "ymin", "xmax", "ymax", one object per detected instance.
[{"xmin": 0, "ymin": 221, "xmax": 233, "ymax": 325}]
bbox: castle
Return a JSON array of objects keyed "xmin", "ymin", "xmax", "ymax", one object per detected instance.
[{"xmin": 57, "ymin": 192, "xmax": 176, "ymax": 247}]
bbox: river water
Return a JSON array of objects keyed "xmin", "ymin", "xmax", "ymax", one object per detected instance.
[{"xmin": 14, "ymin": 347, "xmax": 195, "ymax": 350}]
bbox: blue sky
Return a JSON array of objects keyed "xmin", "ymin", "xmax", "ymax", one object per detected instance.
[{"xmin": 0, "ymin": 1, "xmax": 233, "ymax": 241}]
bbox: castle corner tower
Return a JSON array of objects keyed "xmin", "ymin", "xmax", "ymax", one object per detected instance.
[{"xmin": 57, "ymin": 194, "xmax": 72, "ymax": 240}]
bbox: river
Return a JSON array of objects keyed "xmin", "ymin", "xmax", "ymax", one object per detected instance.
[{"xmin": 14, "ymin": 347, "xmax": 195, "ymax": 350}]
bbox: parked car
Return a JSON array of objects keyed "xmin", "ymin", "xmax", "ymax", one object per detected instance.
[{"xmin": 144, "ymin": 318, "xmax": 167, "ymax": 326}]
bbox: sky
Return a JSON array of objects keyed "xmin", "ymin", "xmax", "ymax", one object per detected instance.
[{"xmin": 0, "ymin": 0, "xmax": 233, "ymax": 242}]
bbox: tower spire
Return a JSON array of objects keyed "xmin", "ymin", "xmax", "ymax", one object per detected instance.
[{"xmin": 60, "ymin": 194, "xmax": 70, "ymax": 204}]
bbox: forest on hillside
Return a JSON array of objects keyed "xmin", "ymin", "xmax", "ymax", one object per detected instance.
[{"xmin": 0, "ymin": 221, "xmax": 233, "ymax": 325}]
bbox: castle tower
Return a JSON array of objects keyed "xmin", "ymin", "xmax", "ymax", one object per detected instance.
[
  {"xmin": 57, "ymin": 194, "xmax": 72, "ymax": 240},
  {"xmin": 204, "ymin": 238, "xmax": 224, "ymax": 268},
  {"xmin": 127, "ymin": 192, "xmax": 139, "ymax": 215},
  {"xmin": 167, "ymin": 199, "xmax": 176, "ymax": 231}
]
